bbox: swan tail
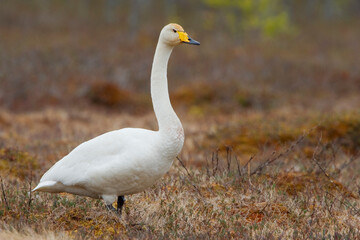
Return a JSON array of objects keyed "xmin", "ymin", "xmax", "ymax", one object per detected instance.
[{"xmin": 32, "ymin": 180, "xmax": 62, "ymax": 193}]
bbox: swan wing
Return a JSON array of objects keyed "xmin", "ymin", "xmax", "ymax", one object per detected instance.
[{"xmin": 34, "ymin": 128, "xmax": 160, "ymax": 195}]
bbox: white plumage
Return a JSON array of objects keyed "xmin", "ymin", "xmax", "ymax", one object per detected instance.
[{"xmin": 33, "ymin": 23, "xmax": 200, "ymax": 213}]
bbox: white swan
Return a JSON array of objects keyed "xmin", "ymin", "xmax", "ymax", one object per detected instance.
[{"xmin": 33, "ymin": 23, "xmax": 200, "ymax": 214}]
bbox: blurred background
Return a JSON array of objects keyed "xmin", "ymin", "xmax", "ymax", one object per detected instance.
[{"xmin": 1, "ymin": 0, "xmax": 359, "ymax": 113}]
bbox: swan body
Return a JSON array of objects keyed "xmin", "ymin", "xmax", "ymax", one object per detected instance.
[
  {"xmin": 35, "ymin": 128, "xmax": 177, "ymax": 201},
  {"xmin": 33, "ymin": 23, "xmax": 200, "ymax": 212}
]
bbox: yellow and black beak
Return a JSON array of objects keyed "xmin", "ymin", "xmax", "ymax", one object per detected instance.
[{"xmin": 178, "ymin": 31, "xmax": 200, "ymax": 45}]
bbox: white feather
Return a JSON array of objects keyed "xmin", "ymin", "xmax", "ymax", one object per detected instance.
[{"xmin": 32, "ymin": 23, "xmax": 194, "ymax": 206}]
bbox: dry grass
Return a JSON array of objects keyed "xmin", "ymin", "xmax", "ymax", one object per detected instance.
[
  {"xmin": 0, "ymin": 107, "xmax": 359, "ymax": 239},
  {"xmin": 0, "ymin": 228, "xmax": 70, "ymax": 240}
]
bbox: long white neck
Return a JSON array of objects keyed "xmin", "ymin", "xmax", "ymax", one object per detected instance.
[{"xmin": 151, "ymin": 40, "xmax": 182, "ymax": 133}]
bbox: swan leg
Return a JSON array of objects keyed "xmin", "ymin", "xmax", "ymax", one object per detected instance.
[{"xmin": 117, "ymin": 196, "xmax": 125, "ymax": 214}]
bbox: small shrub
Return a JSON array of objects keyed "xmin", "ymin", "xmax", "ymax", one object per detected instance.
[
  {"xmin": 87, "ymin": 81, "xmax": 130, "ymax": 107},
  {"xmin": 172, "ymin": 82, "xmax": 215, "ymax": 106}
]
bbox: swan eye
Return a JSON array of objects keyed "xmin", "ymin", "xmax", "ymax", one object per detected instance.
[{"xmin": 173, "ymin": 29, "xmax": 177, "ymax": 33}]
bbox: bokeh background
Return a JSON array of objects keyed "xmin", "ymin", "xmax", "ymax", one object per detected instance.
[{"xmin": 1, "ymin": 0, "xmax": 359, "ymax": 112}]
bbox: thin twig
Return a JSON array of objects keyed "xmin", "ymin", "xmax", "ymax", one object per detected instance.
[
  {"xmin": 311, "ymin": 132, "xmax": 335, "ymax": 181},
  {"xmin": 241, "ymin": 155, "xmax": 255, "ymax": 176},
  {"xmin": 312, "ymin": 156, "xmax": 332, "ymax": 180},
  {"xmin": 259, "ymin": 202, "xmax": 269, "ymax": 215},
  {"xmin": 235, "ymin": 155, "xmax": 241, "ymax": 177},
  {"xmin": 226, "ymin": 146, "xmax": 232, "ymax": 172},
  {"xmin": 176, "ymin": 156, "xmax": 203, "ymax": 198},
  {"xmin": 323, "ymin": 191, "xmax": 334, "ymax": 218},
  {"xmin": 1, "ymin": 177, "xmax": 10, "ymax": 211},
  {"xmin": 310, "ymin": 135, "xmax": 360, "ymax": 215},
  {"xmin": 312, "ymin": 149, "xmax": 360, "ymax": 201},
  {"xmin": 212, "ymin": 150, "xmax": 219, "ymax": 176},
  {"xmin": 177, "ymin": 156, "xmax": 192, "ymax": 177},
  {"xmin": 325, "ymin": 190, "xmax": 360, "ymax": 217},
  {"xmin": 324, "ymin": 143, "xmax": 338, "ymax": 170},
  {"xmin": 337, "ymin": 152, "xmax": 360, "ymax": 174},
  {"xmin": 28, "ymin": 171, "xmax": 33, "ymax": 210},
  {"xmin": 205, "ymin": 155, "xmax": 210, "ymax": 178},
  {"xmin": 251, "ymin": 134, "xmax": 305, "ymax": 176}
]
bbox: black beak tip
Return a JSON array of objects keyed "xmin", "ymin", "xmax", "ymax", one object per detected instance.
[
  {"xmin": 192, "ymin": 40, "xmax": 200, "ymax": 45},
  {"xmin": 185, "ymin": 38, "xmax": 200, "ymax": 45}
]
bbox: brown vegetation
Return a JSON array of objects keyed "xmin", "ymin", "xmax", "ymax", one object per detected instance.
[{"xmin": 0, "ymin": 106, "xmax": 359, "ymax": 239}]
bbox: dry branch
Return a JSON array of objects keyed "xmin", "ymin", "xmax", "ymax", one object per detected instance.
[
  {"xmin": 176, "ymin": 156, "xmax": 203, "ymax": 198},
  {"xmin": 251, "ymin": 134, "xmax": 305, "ymax": 176},
  {"xmin": 1, "ymin": 177, "xmax": 9, "ymax": 211}
]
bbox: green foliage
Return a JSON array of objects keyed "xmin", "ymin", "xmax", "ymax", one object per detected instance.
[{"xmin": 203, "ymin": 0, "xmax": 292, "ymax": 37}]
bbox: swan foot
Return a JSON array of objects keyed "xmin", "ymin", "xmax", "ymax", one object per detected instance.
[
  {"xmin": 106, "ymin": 204, "xmax": 117, "ymax": 212},
  {"xmin": 105, "ymin": 196, "xmax": 125, "ymax": 216}
]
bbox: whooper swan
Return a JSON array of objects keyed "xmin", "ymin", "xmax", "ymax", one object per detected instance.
[{"xmin": 33, "ymin": 23, "xmax": 200, "ymax": 215}]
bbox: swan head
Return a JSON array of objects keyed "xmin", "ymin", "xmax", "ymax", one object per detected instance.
[{"xmin": 160, "ymin": 23, "xmax": 200, "ymax": 46}]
